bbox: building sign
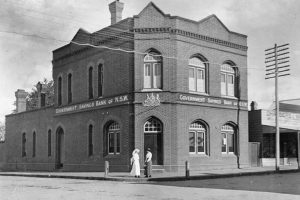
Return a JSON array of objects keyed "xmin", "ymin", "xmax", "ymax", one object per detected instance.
[
  {"xmin": 55, "ymin": 95, "xmax": 129, "ymax": 115},
  {"xmin": 262, "ymin": 110, "xmax": 300, "ymax": 130},
  {"xmin": 178, "ymin": 94, "xmax": 248, "ymax": 108},
  {"xmin": 143, "ymin": 93, "xmax": 160, "ymax": 107}
]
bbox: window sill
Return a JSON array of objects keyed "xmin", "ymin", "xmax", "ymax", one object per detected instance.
[
  {"xmin": 188, "ymin": 91, "xmax": 209, "ymax": 96},
  {"xmin": 141, "ymin": 89, "xmax": 163, "ymax": 92},
  {"xmin": 221, "ymin": 95, "xmax": 238, "ymax": 100},
  {"xmin": 105, "ymin": 153, "xmax": 121, "ymax": 158},
  {"xmin": 189, "ymin": 153, "xmax": 209, "ymax": 157},
  {"xmin": 221, "ymin": 153, "xmax": 236, "ymax": 156}
]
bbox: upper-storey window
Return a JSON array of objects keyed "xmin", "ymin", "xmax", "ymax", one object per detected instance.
[
  {"xmin": 67, "ymin": 73, "xmax": 72, "ymax": 104},
  {"xmin": 98, "ymin": 64, "xmax": 103, "ymax": 97},
  {"xmin": 144, "ymin": 52, "xmax": 162, "ymax": 89},
  {"xmin": 221, "ymin": 63, "xmax": 236, "ymax": 97},
  {"xmin": 88, "ymin": 67, "xmax": 93, "ymax": 99},
  {"xmin": 189, "ymin": 57, "xmax": 207, "ymax": 93},
  {"xmin": 58, "ymin": 76, "xmax": 62, "ymax": 106}
]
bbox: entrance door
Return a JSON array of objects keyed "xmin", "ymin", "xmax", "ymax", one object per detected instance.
[
  {"xmin": 144, "ymin": 117, "xmax": 163, "ymax": 165},
  {"xmin": 56, "ymin": 128, "xmax": 64, "ymax": 169}
]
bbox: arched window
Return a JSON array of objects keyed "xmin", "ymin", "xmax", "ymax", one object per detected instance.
[
  {"xmin": 221, "ymin": 63, "xmax": 236, "ymax": 97},
  {"xmin": 32, "ymin": 131, "xmax": 36, "ymax": 157},
  {"xmin": 67, "ymin": 73, "xmax": 72, "ymax": 104},
  {"xmin": 22, "ymin": 133, "xmax": 26, "ymax": 157},
  {"xmin": 144, "ymin": 52, "xmax": 162, "ymax": 89},
  {"xmin": 189, "ymin": 121, "xmax": 208, "ymax": 154},
  {"xmin": 98, "ymin": 64, "xmax": 103, "ymax": 97},
  {"xmin": 144, "ymin": 118, "xmax": 162, "ymax": 133},
  {"xmin": 58, "ymin": 76, "xmax": 62, "ymax": 106},
  {"xmin": 48, "ymin": 130, "xmax": 51, "ymax": 157},
  {"xmin": 189, "ymin": 57, "xmax": 207, "ymax": 93},
  {"xmin": 107, "ymin": 122, "xmax": 120, "ymax": 154},
  {"xmin": 88, "ymin": 67, "xmax": 93, "ymax": 99},
  {"xmin": 88, "ymin": 124, "xmax": 93, "ymax": 156},
  {"xmin": 221, "ymin": 124, "xmax": 236, "ymax": 154}
]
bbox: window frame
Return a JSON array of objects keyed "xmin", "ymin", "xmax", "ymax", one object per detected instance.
[
  {"xmin": 188, "ymin": 57, "xmax": 207, "ymax": 94},
  {"xmin": 88, "ymin": 67, "xmax": 94, "ymax": 99},
  {"xmin": 189, "ymin": 121, "xmax": 208, "ymax": 155},
  {"xmin": 107, "ymin": 122, "xmax": 121, "ymax": 155},
  {"xmin": 221, "ymin": 63, "xmax": 236, "ymax": 97},
  {"xmin": 221, "ymin": 124, "xmax": 235, "ymax": 155},
  {"xmin": 32, "ymin": 131, "xmax": 36, "ymax": 157},
  {"xmin": 98, "ymin": 64, "xmax": 103, "ymax": 97},
  {"xmin": 22, "ymin": 132, "xmax": 26, "ymax": 157},
  {"xmin": 48, "ymin": 130, "xmax": 51, "ymax": 157},
  {"xmin": 143, "ymin": 52, "xmax": 162, "ymax": 90},
  {"xmin": 67, "ymin": 73, "xmax": 72, "ymax": 104},
  {"xmin": 88, "ymin": 124, "xmax": 94, "ymax": 156},
  {"xmin": 57, "ymin": 76, "xmax": 62, "ymax": 106}
]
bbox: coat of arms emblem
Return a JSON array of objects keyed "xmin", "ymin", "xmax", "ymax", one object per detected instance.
[{"xmin": 143, "ymin": 93, "xmax": 160, "ymax": 107}]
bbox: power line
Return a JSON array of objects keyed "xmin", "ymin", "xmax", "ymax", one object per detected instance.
[{"xmin": 0, "ymin": 29, "xmax": 275, "ymax": 71}]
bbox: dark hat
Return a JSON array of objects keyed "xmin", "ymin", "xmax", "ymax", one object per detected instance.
[{"xmin": 147, "ymin": 148, "xmax": 151, "ymax": 151}]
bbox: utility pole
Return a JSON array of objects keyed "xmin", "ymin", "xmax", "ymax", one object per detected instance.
[{"xmin": 265, "ymin": 43, "xmax": 290, "ymax": 171}]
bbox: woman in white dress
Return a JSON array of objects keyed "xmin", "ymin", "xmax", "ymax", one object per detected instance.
[{"xmin": 130, "ymin": 149, "xmax": 140, "ymax": 178}]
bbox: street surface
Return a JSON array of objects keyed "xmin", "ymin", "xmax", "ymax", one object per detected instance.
[{"xmin": 0, "ymin": 173, "xmax": 300, "ymax": 200}]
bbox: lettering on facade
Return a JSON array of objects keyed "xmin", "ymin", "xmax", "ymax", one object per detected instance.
[
  {"xmin": 55, "ymin": 95, "xmax": 129, "ymax": 114},
  {"xmin": 223, "ymin": 100, "xmax": 233, "ymax": 105},
  {"xmin": 207, "ymin": 98, "xmax": 222, "ymax": 104},
  {"xmin": 143, "ymin": 93, "xmax": 160, "ymax": 107},
  {"xmin": 178, "ymin": 93, "xmax": 247, "ymax": 108},
  {"xmin": 179, "ymin": 95, "xmax": 206, "ymax": 103},
  {"xmin": 262, "ymin": 110, "xmax": 300, "ymax": 130}
]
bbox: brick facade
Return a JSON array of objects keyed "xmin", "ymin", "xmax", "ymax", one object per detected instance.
[{"xmin": 2, "ymin": 2, "xmax": 249, "ymax": 172}]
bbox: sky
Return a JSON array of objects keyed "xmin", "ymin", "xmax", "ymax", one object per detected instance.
[{"xmin": 0, "ymin": 0, "xmax": 299, "ymax": 123}]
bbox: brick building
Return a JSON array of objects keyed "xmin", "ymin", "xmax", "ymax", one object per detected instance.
[{"xmin": 2, "ymin": 1, "xmax": 249, "ymax": 172}]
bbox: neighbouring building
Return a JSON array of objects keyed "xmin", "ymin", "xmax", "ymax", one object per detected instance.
[
  {"xmin": 249, "ymin": 100, "xmax": 300, "ymax": 167},
  {"xmin": 2, "ymin": 1, "xmax": 249, "ymax": 172}
]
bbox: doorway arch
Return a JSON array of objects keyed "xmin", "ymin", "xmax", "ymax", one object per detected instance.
[
  {"xmin": 144, "ymin": 117, "xmax": 163, "ymax": 165},
  {"xmin": 55, "ymin": 127, "xmax": 64, "ymax": 169}
]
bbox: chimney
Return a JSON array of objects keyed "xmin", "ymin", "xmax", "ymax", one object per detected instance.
[
  {"xmin": 15, "ymin": 89, "xmax": 28, "ymax": 113},
  {"xmin": 109, "ymin": 0, "xmax": 124, "ymax": 25},
  {"xmin": 37, "ymin": 82, "xmax": 46, "ymax": 108},
  {"xmin": 250, "ymin": 101, "xmax": 258, "ymax": 111}
]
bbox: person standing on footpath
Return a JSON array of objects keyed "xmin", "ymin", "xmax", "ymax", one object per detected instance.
[
  {"xmin": 130, "ymin": 149, "xmax": 140, "ymax": 178},
  {"xmin": 145, "ymin": 148, "xmax": 152, "ymax": 177}
]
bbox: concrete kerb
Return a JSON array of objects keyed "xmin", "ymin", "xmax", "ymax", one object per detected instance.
[
  {"xmin": 0, "ymin": 168, "xmax": 299, "ymax": 183},
  {"xmin": 148, "ymin": 168, "xmax": 300, "ymax": 182},
  {"xmin": 0, "ymin": 173, "xmax": 148, "ymax": 183}
]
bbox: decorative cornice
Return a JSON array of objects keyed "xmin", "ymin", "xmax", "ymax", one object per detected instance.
[{"xmin": 133, "ymin": 27, "xmax": 247, "ymax": 51}]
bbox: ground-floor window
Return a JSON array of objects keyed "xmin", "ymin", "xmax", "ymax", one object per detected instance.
[
  {"xmin": 221, "ymin": 124, "xmax": 235, "ymax": 154},
  {"xmin": 88, "ymin": 124, "xmax": 93, "ymax": 156},
  {"xmin": 189, "ymin": 121, "xmax": 208, "ymax": 155},
  {"xmin": 48, "ymin": 130, "xmax": 51, "ymax": 157},
  {"xmin": 22, "ymin": 132, "xmax": 26, "ymax": 157},
  {"xmin": 107, "ymin": 122, "xmax": 120, "ymax": 154}
]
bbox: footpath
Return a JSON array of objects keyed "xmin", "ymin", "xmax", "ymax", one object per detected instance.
[{"xmin": 0, "ymin": 166, "xmax": 299, "ymax": 183}]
